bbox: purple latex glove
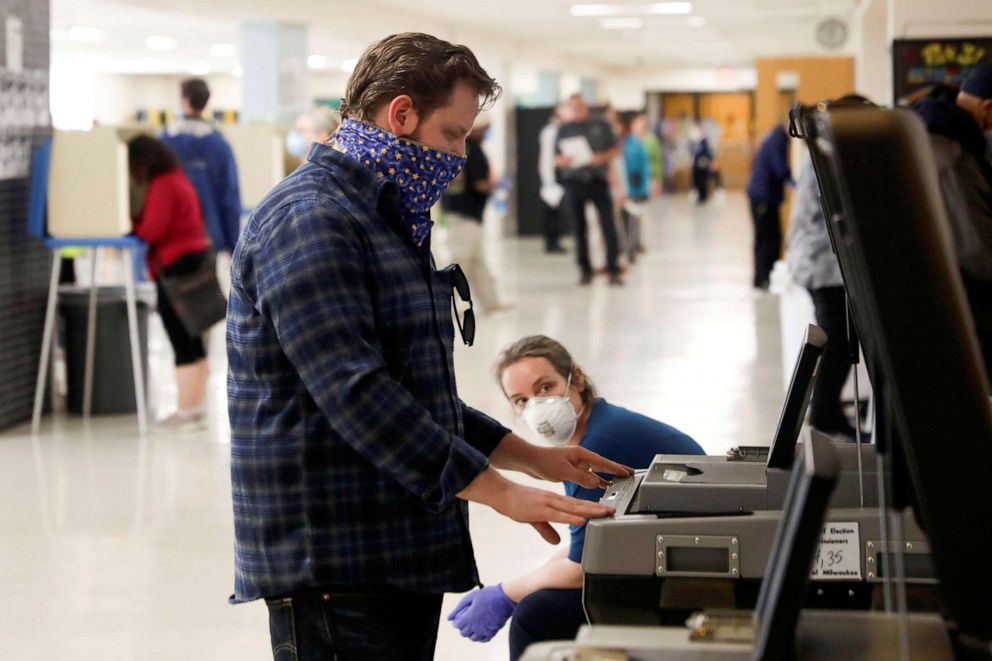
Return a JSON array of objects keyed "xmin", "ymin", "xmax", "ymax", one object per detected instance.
[{"xmin": 447, "ymin": 584, "xmax": 516, "ymax": 642}]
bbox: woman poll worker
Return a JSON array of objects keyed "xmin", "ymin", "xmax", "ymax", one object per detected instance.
[{"xmin": 448, "ymin": 335, "xmax": 704, "ymax": 659}]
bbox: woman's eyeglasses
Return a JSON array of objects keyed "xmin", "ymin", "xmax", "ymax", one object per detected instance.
[{"xmin": 445, "ymin": 264, "xmax": 475, "ymax": 346}]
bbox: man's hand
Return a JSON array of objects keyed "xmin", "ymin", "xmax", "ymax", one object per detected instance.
[
  {"xmin": 489, "ymin": 434, "xmax": 634, "ymax": 490},
  {"xmin": 458, "ymin": 467, "xmax": 616, "ymax": 544},
  {"xmin": 555, "ymin": 154, "xmax": 573, "ymax": 168},
  {"xmin": 527, "ymin": 444, "xmax": 633, "ymax": 490}
]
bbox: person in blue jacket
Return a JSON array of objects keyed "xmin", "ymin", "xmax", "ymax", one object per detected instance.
[
  {"xmin": 746, "ymin": 122, "xmax": 793, "ymax": 291},
  {"xmin": 161, "ymin": 78, "xmax": 242, "ymax": 255},
  {"xmin": 447, "ymin": 335, "xmax": 704, "ymax": 659}
]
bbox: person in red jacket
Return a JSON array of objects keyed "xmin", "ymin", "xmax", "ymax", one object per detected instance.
[{"xmin": 128, "ymin": 135, "xmax": 212, "ymax": 429}]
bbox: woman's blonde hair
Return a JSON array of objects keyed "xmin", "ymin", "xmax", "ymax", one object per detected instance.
[{"xmin": 494, "ymin": 335, "xmax": 597, "ymax": 406}]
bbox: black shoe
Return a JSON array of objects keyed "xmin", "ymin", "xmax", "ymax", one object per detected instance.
[
  {"xmin": 546, "ymin": 245, "xmax": 567, "ymax": 254},
  {"xmin": 608, "ymin": 273, "xmax": 624, "ymax": 286},
  {"xmin": 579, "ymin": 273, "xmax": 593, "ymax": 285}
]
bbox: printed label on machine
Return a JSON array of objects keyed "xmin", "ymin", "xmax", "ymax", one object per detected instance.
[{"xmin": 810, "ymin": 521, "xmax": 862, "ymax": 580}]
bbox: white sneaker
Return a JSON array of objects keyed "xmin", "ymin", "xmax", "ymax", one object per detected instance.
[{"xmin": 154, "ymin": 409, "xmax": 207, "ymax": 433}]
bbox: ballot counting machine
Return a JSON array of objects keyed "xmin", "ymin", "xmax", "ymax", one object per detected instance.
[
  {"xmin": 523, "ymin": 435, "xmax": 952, "ymax": 661},
  {"xmin": 582, "ymin": 431, "xmax": 931, "ymax": 624},
  {"xmin": 634, "ymin": 323, "xmax": 878, "ymax": 517},
  {"xmin": 525, "ymin": 104, "xmax": 992, "ymax": 660},
  {"xmin": 580, "ymin": 325, "xmax": 909, "ymax": 623}
]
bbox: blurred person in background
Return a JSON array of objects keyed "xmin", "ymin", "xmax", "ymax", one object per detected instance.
[
  {"xmin": 690, "ymin": 123, "xmax": 713, "ymax": 204},
  {"xmin": 556, "ymin": 94, "xmax": 623, "ymax": 285},
  {"xmin": 538, "ymin": 103, "xmax": 568, "ymax": 253},
  {"xmin": 746, "ymin": 122, "xmax": 793, "ymax": 291},
  {"xmin": 912, "ymin": 63, "xmax": 992, "ymax": 376},
  {"xmin": 642, "ymin": 119, "xmax": 664, "ymax": 198},
  {"xmin": 787, "ymin": 94, "xmax": 873, "ymax": 442},
  {"xmin": 787, "ymin": 152, "xmax": 856, "ymax": 440},
  {"xmin": 128, "ymin": 135, "xmax": 211, "ymax": 429},
  {"xmin": 448, "ymin": 335, "xmax": 702, "ymax": 659},
  {"xmin": 441, "ymin": 112, "xmax": 511, "ymax": 313},
  {"xmin": 620, "ymin": 113, "xmax": 651, "ymax": 262},
  {"xmin": 286, "ymin": 107, "xmax": 341, "ymax": 164},
  {"xmin": 702, "ymin": 118, "xmax": 724, "ymax": 193},
  {"xmin": 162, "ymin": 78, "xmax": 242, "ymax": 258}
]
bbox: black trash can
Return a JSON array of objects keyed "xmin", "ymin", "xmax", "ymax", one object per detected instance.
[{"xmin": 58, "ymin": 285, "xmax": 154, "ymax": 415}]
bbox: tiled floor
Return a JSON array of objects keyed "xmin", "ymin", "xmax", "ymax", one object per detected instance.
[{"xmin": 0, "ymin": 192, "xmax": 787, "ymax": 660}]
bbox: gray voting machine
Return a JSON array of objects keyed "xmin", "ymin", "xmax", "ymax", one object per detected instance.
[
  {"xmin": 632, "ymin": 323, "xmax": 877, "ymax": 517},
  {"xmin": 523, "ymin": 434, "xmax": 950, "ymax": 660},
  {"xmin": 580, "ymin": 325, "xmax": 917, "ymax": 623},
  {"xmin": 582, "ymin": 430, "xmax": 932, "ymax": 624},
  {"xmin": 523, "ymin": 104, "xmax": 992, "ymax": 661},
  {"xmin": 523, "ymin": 412, "xmax": 951, "ymax": 661}
]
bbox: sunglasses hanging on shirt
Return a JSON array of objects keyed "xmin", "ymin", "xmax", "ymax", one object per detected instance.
[{"xmin": 444, "ymin": 263, "xmax": 475, "ymax": 346}]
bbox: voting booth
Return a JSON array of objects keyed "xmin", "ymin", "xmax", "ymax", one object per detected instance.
[{"xmin": 30, "ymin": 129, "xmax": 149, "ymax": 435}]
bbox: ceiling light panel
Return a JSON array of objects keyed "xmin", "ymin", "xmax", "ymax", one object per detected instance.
[
  {"xmin": 571, "ymin": 2, "xmax": 692, "ymax": 16},
  {"xmin": 600, "ymin": 17, "xmax": 644, "ymax": 29},
  {"xmin": 66, "ymin": 26, "xmax": 105, "ymax": 43},
  {"xmin": 146, "ymin": 35, "xmax": 177, "ymax": 51},
  {"xmin": 209, "ymin": 43, "xmax": 236, "ymax": 58}
]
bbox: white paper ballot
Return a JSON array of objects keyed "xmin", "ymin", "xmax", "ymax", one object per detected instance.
[
  {"xmin": 540, "ymin": 183, "xmax": 565, "ymax": 208},
  {"xmin": 558, "ymin": 135, "xmax": 594, "ymax": 168}
]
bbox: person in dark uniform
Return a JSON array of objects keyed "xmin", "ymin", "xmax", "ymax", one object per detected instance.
[
  {"xmin": 555, "ymin": 94, "xmax": 624, "ymax": 286},
  {"xmin": 746, "ymin": 122, "xmax": 793, "ymax": 291},
  {"xmin": 912, "ymin": 64, "xmax": 992, "ymax": 377}
]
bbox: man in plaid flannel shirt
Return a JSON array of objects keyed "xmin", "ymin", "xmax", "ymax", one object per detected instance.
[{"xmin": 227, "ymin": 33, "xmax": 632, "ymax": 660}]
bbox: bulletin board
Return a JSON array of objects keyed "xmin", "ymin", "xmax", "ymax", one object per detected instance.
[
  {"xmin": 0, "ymin": 60, "xmax": 48, "ymax": 179},
  {"xmin": 1, "ymin": 13, "xmax": 49, "ymax": 180},
  {"xmin": 892, "ymin": 37, "xmax": 992, "ymax": 106}
]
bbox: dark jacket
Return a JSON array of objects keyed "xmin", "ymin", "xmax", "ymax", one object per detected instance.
[
  {"xmin": 913, "ymin": 87, "xmax": 992, "ymax": 281},
  {"xmin": 747, "ymin": 125, "xmax": 792, "ymax": 205},
  {"xmin": 161, "ymin": 119, "xmax": 243, "ymax": 253}
]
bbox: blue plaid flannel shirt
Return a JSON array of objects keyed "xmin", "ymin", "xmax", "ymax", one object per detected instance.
[{"xmin": 227, "ymin": 143, "xmax": 510, "ymax": 603}]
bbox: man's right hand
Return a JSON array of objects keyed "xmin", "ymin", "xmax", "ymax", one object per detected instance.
[{"xmin": 458, "ymin": 467, "xmax": 615, "ymax": 544}]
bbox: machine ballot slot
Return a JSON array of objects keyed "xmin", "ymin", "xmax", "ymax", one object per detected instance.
[
  {"xmin": 656, "ymin": 534, "xmax": 739, "ymax": 578},
  {"xmin": 865, "ymin": 539, "xmax": 936, "ymax": 583},
  {"xmin": 657, "ymin": 464, "xmax": 703, "ymax": 482}
]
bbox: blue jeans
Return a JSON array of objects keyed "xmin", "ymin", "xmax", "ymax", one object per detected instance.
[{"xmin": 265, "ymin": 585, "xmax": 442, "ymax": 661}]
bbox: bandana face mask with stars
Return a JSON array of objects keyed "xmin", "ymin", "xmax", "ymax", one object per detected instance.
[{"xmin": 335, "ymin": 118, "xmax": 467, "ymax": 246}]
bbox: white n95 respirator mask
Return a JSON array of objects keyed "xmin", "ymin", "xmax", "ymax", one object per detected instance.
[{"xmin": 521, "ymin": 373, "xmax": 582, "ymax": 445}]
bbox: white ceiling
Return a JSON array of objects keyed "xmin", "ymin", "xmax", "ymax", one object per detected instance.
[{"xmin": 52, "ymin": 0, "xmax": 858, "ymax": 76}]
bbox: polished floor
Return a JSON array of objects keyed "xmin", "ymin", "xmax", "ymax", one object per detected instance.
[{"xmin": 0, "ymin": 191, "xmax": 787, "ymax": 660}]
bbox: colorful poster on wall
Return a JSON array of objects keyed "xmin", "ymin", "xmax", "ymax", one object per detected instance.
[{"xmin": 893, "ymin": 37, "xmax": 992, "ymax": 106}]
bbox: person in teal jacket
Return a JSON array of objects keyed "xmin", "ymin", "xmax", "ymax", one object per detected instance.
[{"xmin": 619, "ymin": 113, "xmax": 651, "ymax": 259}]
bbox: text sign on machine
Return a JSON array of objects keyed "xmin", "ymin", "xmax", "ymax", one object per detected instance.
[{"xmin": 810, "ymin": 522, "xmax": 862, "ymax": 580}]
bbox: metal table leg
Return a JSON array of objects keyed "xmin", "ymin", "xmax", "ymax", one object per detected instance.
[
  {"xmin": 82, "ymin": 248, "xmax": 99, "ymax": 419},
  {"xmin": 31, "ymin": 249, "xmax": 62, "ymax": 434},
  {"xmin": 122, "ymin": 248, "xmax": 148, "ymax": 436}
]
